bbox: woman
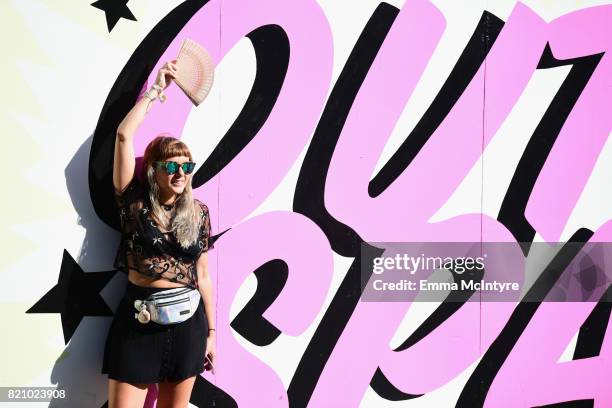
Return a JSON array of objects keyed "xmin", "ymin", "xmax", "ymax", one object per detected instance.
[{"xmin": 101, "ymin": 60, "xmax": 216, "ymax": 408}]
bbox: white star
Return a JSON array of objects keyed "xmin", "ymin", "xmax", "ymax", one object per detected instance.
[{"xmin": 153, "ymin": 237, "xmax": 162, "ymax": 245}]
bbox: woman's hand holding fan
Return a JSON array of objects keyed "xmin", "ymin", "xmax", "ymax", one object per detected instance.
[
  {"xmin": 141, "ymin": 61, "xmax": 177, "ymax": 105},
  {"xmin": 154, "ymin": 60, "xmax": 178, "ymax": 90}
]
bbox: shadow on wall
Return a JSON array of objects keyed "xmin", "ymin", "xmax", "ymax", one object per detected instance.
[
  {"xmin": 47, "ymin": 133, "xmax": 129, "ymax": 407},
  {"xmin": 67, "ymin": 134, "xmax": 121, "ymax": 272}
]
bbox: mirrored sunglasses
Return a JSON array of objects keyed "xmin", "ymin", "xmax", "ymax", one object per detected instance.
[{"xmin": 154, "ymin": 161, "xmax": 196, "ymax": 175}]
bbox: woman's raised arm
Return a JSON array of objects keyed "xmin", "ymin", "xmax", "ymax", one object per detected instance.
[{"xmin": 113, "ymin": 60, "xmax": 177, "ymax": 193}]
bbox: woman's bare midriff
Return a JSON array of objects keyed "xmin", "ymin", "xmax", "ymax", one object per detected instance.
[
  {"xmin": 126, "ymin": 255, "xmax": 188, "ymax": 288},
  {"xmin": 127, "ymin": 254, "xmax": 187, "ymax": 288}
]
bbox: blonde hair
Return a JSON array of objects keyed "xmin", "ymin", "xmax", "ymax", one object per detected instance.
[{"xmin": 143, "ymin": 135, "xmax": 201, "ymax": 249}]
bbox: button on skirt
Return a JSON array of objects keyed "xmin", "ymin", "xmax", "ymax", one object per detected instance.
[{"xmin": 101, "ymin": 280, "xmax": 208, "ymax": 383}]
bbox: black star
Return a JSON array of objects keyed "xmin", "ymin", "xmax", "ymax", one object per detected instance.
[
  {"xmin": 91, "ymin": 0, "xmax": 137, "ymax": 33},
  {"xmin": 26, "ymin": 249, "xmax": 116, "ymax": 344}
]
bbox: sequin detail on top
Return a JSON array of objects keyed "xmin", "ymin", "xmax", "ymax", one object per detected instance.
[{"xmin": 113, "ymin": 177, "xmax": 214, "ymax": 289}]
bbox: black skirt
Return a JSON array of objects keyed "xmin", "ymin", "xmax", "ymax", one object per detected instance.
[{"xmin": 101, "ymin": 280, "xmax": 208, "ymax": 383}]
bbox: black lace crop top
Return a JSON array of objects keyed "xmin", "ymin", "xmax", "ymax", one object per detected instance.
[{"xmin": 113, "ymin": 176, "xmax": 214, "ymax": 289}]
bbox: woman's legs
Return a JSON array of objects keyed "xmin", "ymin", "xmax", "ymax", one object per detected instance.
[
  {"xmin": 156, "ymin": 375, "xmax": 197, "ymax": 408},
  {"xmin": 108, "ymin": 379, "xmax": 149, "ymax": 408}
]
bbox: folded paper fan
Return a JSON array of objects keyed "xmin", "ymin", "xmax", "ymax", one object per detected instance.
[{"xmin": 174, "ymin": 39, "xmax": 215, "ymax": 106}]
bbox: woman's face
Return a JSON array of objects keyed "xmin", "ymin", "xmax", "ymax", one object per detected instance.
[{"xmin": 154, "ymin": 155, "xmax": 192, "ymax": 198}]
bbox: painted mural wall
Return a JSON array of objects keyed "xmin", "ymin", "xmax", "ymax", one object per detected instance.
[{"xmin": 1, "ymin": 0, "xmax": 611, "ymax": 406}]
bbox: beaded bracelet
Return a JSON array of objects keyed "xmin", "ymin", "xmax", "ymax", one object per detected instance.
[
  {"xmin": 143, "ymin": 84, "xmax": 161, "ymax": 101},
  {"xmin": 151, "ymin": 84, "xmax": 167, "ymax": 103},
  {"xmin": 142, "ymin": 90, "xmax": 157, "ymax": 102}
]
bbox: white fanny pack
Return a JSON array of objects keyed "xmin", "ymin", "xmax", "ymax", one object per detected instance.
[{"xmin": 133, "ymin": 286, "xmax": 200, "ymax": 325}]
